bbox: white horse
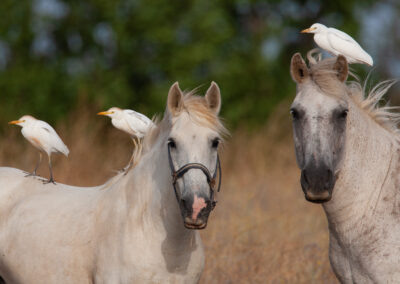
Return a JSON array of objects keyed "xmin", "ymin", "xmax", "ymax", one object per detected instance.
[
  {"xmin": 0, "ymin": 81, "xmax": 227, "ymax": 283},
  {"xmin": 290, "ymin": 51, "xmax": 400, "ymax": 283}
]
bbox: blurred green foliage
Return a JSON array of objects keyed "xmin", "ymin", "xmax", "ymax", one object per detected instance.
[{"xmin": 0, "ymin": 0, "xmax": 379, "ymax": 128}]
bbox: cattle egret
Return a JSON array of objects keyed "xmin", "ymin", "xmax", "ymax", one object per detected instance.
[
  {"xmin": 8, "ymin": 115, "xmax": 69, "ymax": 184},
  {"xmin": 97, "ymin": 107, "xmax": 154, "ymax": 171},
  {"xmin": 301, "ymin": 23, "xmax": 373, "ymax": 66}
]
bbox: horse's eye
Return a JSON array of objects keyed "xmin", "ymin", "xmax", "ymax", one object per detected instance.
[
  {"xmin": 168, "ymin": 138, "xmax": 176, "ymax": 149},
  {"xmin": 211, "ymin": 138, "xmax": 220, "ymax": 148},
  {"xmin": 290, "ymin": 108, "xmax": 300, "ymax": 120}
]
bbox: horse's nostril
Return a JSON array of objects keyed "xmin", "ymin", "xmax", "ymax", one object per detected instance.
[
  {"xmin": 303, "ymin": 170, "xmax": 309, "ymax": 185},
  {"xmin": 325, "ymin": 169, "xmax": 333, "ymax": 188}
]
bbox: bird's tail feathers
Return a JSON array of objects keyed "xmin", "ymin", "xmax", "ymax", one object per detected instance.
[{"xmin": 58, "ymin": 144, "xmax": 70, "ymax": 157}]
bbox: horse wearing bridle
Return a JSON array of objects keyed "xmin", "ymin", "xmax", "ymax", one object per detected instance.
[{"xmin": 0, "ymin": 81, "xmax": 227, "ymax": 283}]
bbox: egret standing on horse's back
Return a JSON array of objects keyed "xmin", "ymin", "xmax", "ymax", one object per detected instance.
[
  {"xmin": 97, "ymin": 107, "xmax": 154, "ymax": 171},
  {"xmin": 8, "ymin": 115, "xmax": 69, "ymax": 184},
  {"xmin": 0, "ymin": 81, "xmax": 227, "ymax": 283}
]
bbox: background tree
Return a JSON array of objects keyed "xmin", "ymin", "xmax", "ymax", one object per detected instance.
[{"xmin": 0, "ymin": 0, "xmax": 395, "ymax": 130}]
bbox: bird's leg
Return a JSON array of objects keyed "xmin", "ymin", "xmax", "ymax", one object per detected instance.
[
  {"xmin": 25, "ymin": 152, "xmax": 42, "ymax": 177},
  {"xmin": 136, "ymin": 139, "xmax": 143, "ymax": 165},
  {"xmin": 34, "ymin": 152, "xmax": 42, "ymax": 176},
  {"xmin": 130, "ymin": 138, "xmax": 142, "ymax": 169},
  {"xmin": 124, "ymin": 137, "xmax": 138, "ymax": 175},
  {"xmin": 131, "ymin": 137, "xmax": 138, "ymax": 165},
  {"xmin": 120, "ymin": 138, "xmax": 136, "ymax": 173},
  {"xmin": 43, "ymin": 155, "xmax": 56, "ymax": 185}
]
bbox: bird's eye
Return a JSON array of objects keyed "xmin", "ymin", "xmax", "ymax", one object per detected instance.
[
  {"xmin": 290, "ymin": 108, "xmax": 300, "ymax": 120},
  {"xmin": 211, "ymin": 138, "xmax": 220, "ymax": 148},
  {"xmin": 168, "ymin": 138, "xmax": 176, "ymax": 149}
]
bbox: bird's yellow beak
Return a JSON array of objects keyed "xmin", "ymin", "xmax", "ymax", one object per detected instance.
[
  {"xmin": 8, "ymin": 120, "xmax": 22, "ymax": 125},
  {"xmin": 97, "ymin": 111, "xmax": 112, "ymax": 116},
  {"xmin": 301, "ymin": 27, "xmax": 316, "ymax": 33}
]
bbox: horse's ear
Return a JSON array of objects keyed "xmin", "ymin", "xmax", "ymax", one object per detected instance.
[
  {"xmin": 334, "ymin": 55, "xmax": 348, "ymax": 82},
  {"xmin": 167, "ymin": 82, "xmax": 184, "ymax": 116},
  {"xmin": 290, "ymin": 53, "xmax": 309, "ymax": 83},
  {"xmin": 205, "ymin": 81, "xmax": 221, "ymax": 114}
]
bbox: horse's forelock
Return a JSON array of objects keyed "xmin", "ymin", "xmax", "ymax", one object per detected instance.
[
  {"xmin": 304, "ymin": 54, "xmax": 349, "ymax": 98},
  {"xmin": 180, "ymin": 92, "xmax": 226, "ymax": 134},
  {"xmin": 143, "ymin": 89, "xmax": 228, "ymax": 150}
]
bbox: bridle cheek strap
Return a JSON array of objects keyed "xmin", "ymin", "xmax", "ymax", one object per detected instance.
[{"xmin": 167, "ymin": 143, "xmax": 221, "ymax": 210}]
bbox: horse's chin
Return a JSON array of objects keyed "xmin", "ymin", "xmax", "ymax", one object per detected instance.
[
  {"xmin": 304, "ymin": 192, "xmax": 332, "ymax": 203},
  {"xmin": 183, "ymin": 217, "xmax": 208, "ymax": 230},
  {"xmin": 184, "ymin": 222, "xmax": 207, "ymax": 230}
]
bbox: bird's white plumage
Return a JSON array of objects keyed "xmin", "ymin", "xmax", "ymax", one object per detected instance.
[
  {"xmin": 98, "ymin": 107, "xmax": 154, "ymax": 138},
  {"xmin": 98, "ymin": 107, "xmax": 154, "ymax": 172},
  {"xmin": 302, "ymin": 23, "xmax": 373, "ymax": 66},
  {"xmin": 9, "ymin": 115, "xmax": 69, "ymax": 183},
  {"xmin": 12, "ymin": 115, "xmax": 69, "ymax": 156}
]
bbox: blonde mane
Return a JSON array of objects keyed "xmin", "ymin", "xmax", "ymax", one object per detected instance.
[
  {"xmin": 143, "ymin": 89, "xmax": 228, "ymax": 150},
  {"xmin": 306, "ymin": 49, "xmax": 400, "ymax": 134}
]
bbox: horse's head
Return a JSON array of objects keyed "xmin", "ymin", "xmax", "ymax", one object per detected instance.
[
  {"xmin": 165, "ymin": 82, "xmax": 226, "ymax": 229},
  {"xmin": 290, "ymin": 52, "xmax": 349, "ymax": 203}
]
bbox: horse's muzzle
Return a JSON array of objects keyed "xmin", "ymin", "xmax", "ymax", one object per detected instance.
[
  {"xmin": 301, "ymin": 164, "xmax": 336, "ymax": 203},
  {"xmin": 179, "ymin": 194, "xmax": 212, "ymax": 230}
]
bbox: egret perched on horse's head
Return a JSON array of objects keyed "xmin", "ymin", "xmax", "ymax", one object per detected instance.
[
  {"xmin": 8, "ymin": 115, "xmax": 69, "ymax": 184},
  {"xmin": 301, "ymin": 23, "xmax": 373, "ymax": 66},
  {"xmin": 97, "ymin": 107, "xmax": 154, "ymax": 171}
]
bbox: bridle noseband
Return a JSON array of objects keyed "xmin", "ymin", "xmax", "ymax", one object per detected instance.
[{"xmin": 167, "ymin": 142, "xmax": 221, "ymax": 210}]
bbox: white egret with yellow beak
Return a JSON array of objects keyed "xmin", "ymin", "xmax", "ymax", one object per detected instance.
[
  {"xmin": 8, "ymin": 115, "xmax": 69, "ymax": 184},
  {"xmin": 301, "ymin": 23, "xmax": 373, "ymax": 66},
  {"xmin": 97, "ymin": 107, "xmax": 154, "ymax": 171}
]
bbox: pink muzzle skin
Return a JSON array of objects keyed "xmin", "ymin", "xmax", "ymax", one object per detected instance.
[{"xmin": 191, "ymin": 195, "xmax": 207, "ymax": 220}]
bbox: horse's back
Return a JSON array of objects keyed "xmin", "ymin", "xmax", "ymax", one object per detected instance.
[
  {"xmin": 0, "ymin": 167, "xmax": 105, "ymax": 230},
  {"xmin": 0, "ymin": 167, "xmax": 100, "ymax": 219},
  {"xmin": 0, "ymin": 167, "xmax": 101, "ymax": 283},
  {"xmin": 0, "ymin": 167, "xmax": 98, "ymax": 192}
]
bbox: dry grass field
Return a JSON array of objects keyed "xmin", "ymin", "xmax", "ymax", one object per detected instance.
[{"xmin": 0, "ymin": 102, "xmax": 338, "ymax": 283}]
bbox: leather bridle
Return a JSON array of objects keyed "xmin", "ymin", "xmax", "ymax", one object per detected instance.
[{"xmin": 167, "ymin": 142, "xmax": 221, "ymax": 210}]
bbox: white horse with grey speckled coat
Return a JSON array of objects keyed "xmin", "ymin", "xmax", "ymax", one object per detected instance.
[
  {"xmin": 0, "ymin": 81, "xmax": 227, "ymax": 283},
  {"xmin": 290, "ymin": 50, "xmax": 400, "ymax": 283}
]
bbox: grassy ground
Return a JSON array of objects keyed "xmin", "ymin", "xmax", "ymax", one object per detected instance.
[{"xmin": 0, "ymin": 103, "xmax": 337, "ymax": 283}]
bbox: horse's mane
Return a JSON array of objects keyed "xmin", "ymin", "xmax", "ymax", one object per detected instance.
[
  {"xmin": 143, "ymin": 88, "xmax": 228, "ymax": 150},
  {"xmin": 306, "ymin": 49, "xmax": 400, "ymax": 134}
]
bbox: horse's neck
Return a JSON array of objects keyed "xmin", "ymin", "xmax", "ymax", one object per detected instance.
[{"xmin": 323, "ymin": 101, "xmax": 399, "ymax": 240}]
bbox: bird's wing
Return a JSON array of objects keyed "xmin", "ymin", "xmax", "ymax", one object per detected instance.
[
  {"xmin": 328, "ymin": 28, "xmax": 359, "ymax": 44},
  {"xmin": 123, "ymin": 110, "xmax": 153, "ymax": 136},
  {"xmin": 327, "ymin": 28, "xmax": 373, "ymax": 65},
  {"xmin": 35, "ymin": 121, "xmax": 69, "ymax": 156}
]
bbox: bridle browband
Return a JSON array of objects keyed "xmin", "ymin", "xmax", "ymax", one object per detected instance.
[{"xmin": 167, "ymin": 142, "xmax": 221, "ymax": 210}]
